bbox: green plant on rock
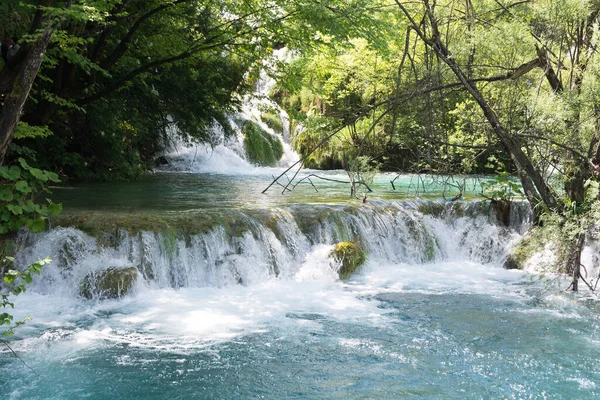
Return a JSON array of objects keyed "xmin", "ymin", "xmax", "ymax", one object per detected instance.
[
  {"xmin": 0, "ymin": 158, "xmax": 62, "ymax": 234},
  {"xmin": 243, "ymin": 121, "xmax": 284, "ymax": 166},
  {"xmin": 330, "ymin": 241, "xmax": 367, "ymax": 280},
  {"xmin": 261, "ymin": 112, "xmax": 284, "ymax": 134}
]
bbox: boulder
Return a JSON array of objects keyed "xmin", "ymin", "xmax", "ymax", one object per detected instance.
[
  {"xmin": 330, "ymin": 241, "xmax": 367, "ymax": 280},
  {"xmin": 80, "ymin": 267, "xmax": 138, "ymax": 300},
  {"xmin": 503, "ymin": 254, "xmax": 522, "ymax": 270},
  {"xmin": 154, "ymin": 156, "xmax": 169, "ymax": 167},
  {"xmin": 242, "ymin": 120, "xmax": 284, "ymax": 166}
]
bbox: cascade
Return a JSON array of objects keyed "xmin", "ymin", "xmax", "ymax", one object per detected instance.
[
  {"xmin": 159, "ymin": 50, "xmax": 298, "ymax": 174},
  {"xmin": 15, "ymin": 200, "xmax": 531, "ymax": 299}
]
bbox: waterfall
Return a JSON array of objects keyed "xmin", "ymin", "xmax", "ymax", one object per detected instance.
[
  {"xmin": 14, "ymin": 200, "xmax": 531, "ymax": 299},
  {"xmin": 160, "ymin": 49, "xmax": 299, "ymax": 174}
]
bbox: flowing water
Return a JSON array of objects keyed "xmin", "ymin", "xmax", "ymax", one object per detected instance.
[
  {"xmin": 3, "ymin": 166, "xmax": 600, "ymax": 399},
  {"xmin": 3, "ymin": 107, "xmax": 600, "ymax": 397}
]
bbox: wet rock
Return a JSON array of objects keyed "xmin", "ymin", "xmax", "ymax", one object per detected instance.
[
  {"xmin": 330, "ymin": 241, "xmax": 367, "ymax": 280},
  {"xmin": 80, "ymin": 267, "xmax": 138, "ymax": 300},
  {"xmin": 58, "ymin": 232, "xmax": 89, "ymax": 271},
  {"xmin": 491, "ymin": 199, "xmax": 511, "ymax": 227},
  {"xmin": 154, "ymin": 156, "xmax": 169, "ymax": 167},
  {"xmin": 503, "ymin": 254, "xmax": 522, "ymax": 270}
]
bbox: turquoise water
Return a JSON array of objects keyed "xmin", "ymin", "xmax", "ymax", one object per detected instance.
[
  {"xmin": 2, "ymin": 171, "xmax": 598, "ymax": 399},
  {"xmin": 2, "ymin": 271, "xmax": 600, "ymax": 399},
  {"xmin": 50, "ymin": 171, "xmax": 492, "ymax": 212}
]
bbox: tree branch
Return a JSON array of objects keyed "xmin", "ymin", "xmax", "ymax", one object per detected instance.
[{"xmin": 99, "ymin": 0, "xmax": 192, "ymax": 70}]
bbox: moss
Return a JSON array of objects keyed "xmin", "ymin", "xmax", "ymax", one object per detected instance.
[
  {"xmin": 52, "ymin": 210, "xmax": 262, "ymax": 248},
  {"xmin": 53, "ymin": 212, "xmax": 222, "ymax": 238},
  {"xmin": 261, "ymin": 112, "xmax": 284, "ymax": 134},
  {"xmin": 503, "ymin": 224, "xmax": 564, "ymax": 270},
  {"xmin": 422, "ymin": 233, "xmax": 439, "ymax": 262},
  {"xmin": 160, "ymin": 228, "xmax": 178, "ymax": 261},
  {"xmin": 80, "ymin": 267, "xmax": 138, "ymax": 300},
  {"xmin": 450, "ymin": 202, "xmax": 465, "ymax": 217},
  {"xmin": 417, "ymin": 202, "xmax": 445, "ymax": 218},
  {"xmin": 330, "ymin": 241, "xmax": 367, "ymax": 280},
  {"xmin": 242, "ymin": 120, "xmax": 284, "ymax": 166}
]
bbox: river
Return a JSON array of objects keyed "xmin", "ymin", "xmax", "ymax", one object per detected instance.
[{"xmin": 1, "ymin": 160, "xmax": 600, "ymax": 398}]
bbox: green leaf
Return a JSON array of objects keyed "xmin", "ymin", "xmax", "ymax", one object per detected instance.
[
  {"xmin": 44, "ymin": 171, "xmax": 61, "ymax": 183},
  {"xmin": 29, "ymin": 168, "xmax": 49, "ymax": 182},
  {"xmin": 6, "ymin": 204, "xmax": 23, "ymax": 215},
  {"xmin": 22, "ymin": 200, "xmax": 36, "ymax": 213},
  {"xmin": 0, "ymin": 166, "xmax": 21, "ymax": 181},
  {"xmin": 15, "ymin": 180, "xmax": 32, "ymax": 194},
  {"xmin": 28, "ymin": 218, "xmax": 46, "ymax": 233},
  {"xmin": 0, "ymin": 187, "xmax": 14, "ymax": 201},
  {"xmin": 47, "ymin": 202, "xmax": 62, "ymax": 217},
  {"xmin": 18, "ymin": 158, "xmax": 30, "ymax": 170}
]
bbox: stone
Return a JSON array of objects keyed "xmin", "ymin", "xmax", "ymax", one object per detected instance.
[
  {"xmin": 80, "ymin": 267, "xmax": 138, "ymax": 300},
  {"xmin": 154, "ymin": 156, "xmax": 169, "ymax": 167},
  {"xmin": 330, "ymin": 241, "xmax": 367, "ymax": 280}
]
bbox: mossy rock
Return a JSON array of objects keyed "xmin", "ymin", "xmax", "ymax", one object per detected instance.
[
  {"xmin": 503, "ymin": 254, "xmax": 522, "ymax": 270},
  {"xmin": 53, "ymin": 211, "xmax": 223, "ymax": 239},
  {"xmin": 242, "ymin": 120, "xmax": 284, "ymax": 166},
  {"xmin": 261, "ymin": 112, "xmax": 284, "ymax": 134},
  {"xmin": 80, "ymin": 267, "xmax": 138, "ymax": 300},
  {"xmin": 417, "ymin": 202, "xmax": 446, "ymax": 218},
  {"xmin": 330, "ymin": 241, "xmax": 367, "ymax": 280},
  {"xmin": 450, "ymin": 202, "xmax": 465, "ymax": 217},
  {"xmin": 503, "ymin": 224, "xmax": 561, "ymax": 270}
]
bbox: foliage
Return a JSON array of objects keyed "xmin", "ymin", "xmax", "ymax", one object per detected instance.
[
  {"xmin": 1, "ymin": 257, "xmax": 51, "ymax": 336},
  {"xmin": 480, "ymin": 174, "xmax": 524, "ymax": 202},
  {"xmin": 346, "ymin": 155, "xmax": 379, "ymax": 196},
  {"xmin": 0, "ymin": 158, "xmax": 62, "ymax": 234}
]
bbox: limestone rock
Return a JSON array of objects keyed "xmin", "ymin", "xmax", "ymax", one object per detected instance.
[
  {"xmin": 330, "ymin": 242, "xmax": 367, "ymax": 280},
  {"xmin": 80, "ymin": 267, "xmax": 138, "ymax": 300}
]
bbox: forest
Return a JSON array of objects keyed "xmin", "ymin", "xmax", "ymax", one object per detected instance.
[
  {"xmin": 2, "ymin": 0, "xmax": 598, "ymax": 285},
  {"xmin": 2, "ymin": 1, "xmax": 600, "ymax": 397}
]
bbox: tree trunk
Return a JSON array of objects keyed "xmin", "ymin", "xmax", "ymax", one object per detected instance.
[
  {"xmin": 0, "ymin": 25, "xmax": 53, "ymax": 165},
  {"xmin": 566, "ymin": 234, "xmax": 585, "ymax": 291},
  {"xmin": 394, "ymin": 0, "xmax": 559, "ymax": 213}
]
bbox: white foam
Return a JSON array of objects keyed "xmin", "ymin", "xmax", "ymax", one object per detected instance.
[{"xmin": 7, "ymin": 274, "xmax": 388, "ymax": 355}]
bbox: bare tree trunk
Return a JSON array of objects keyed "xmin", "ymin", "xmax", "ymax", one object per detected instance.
[
  {"xmin": 566, "ymin": 234, "xmax": 585, "ymax": 291},
  {"xmin": 0, "ymin": 25, "xmax": 53, "ymax": 165}
]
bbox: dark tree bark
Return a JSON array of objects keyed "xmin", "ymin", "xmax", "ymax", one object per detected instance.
[{"xmin": 0, "ymin": 25, "xmax": 53, "ymax": 165}]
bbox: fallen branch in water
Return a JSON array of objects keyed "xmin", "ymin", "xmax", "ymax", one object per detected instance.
[
  {"xmin": 1, "ymin": 338, "xmax": 41, "ymax": 377},
  {"xmin": 262, "ymin": 124, "xmax": 348, "ymax": 194}
]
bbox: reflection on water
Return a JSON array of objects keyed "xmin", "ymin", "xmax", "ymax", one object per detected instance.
[{"xmin": 51, "ymin": 171, "xmax": 494, "ymax": 212}]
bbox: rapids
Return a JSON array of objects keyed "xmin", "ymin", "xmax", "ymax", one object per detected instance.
[
  {"xmin": 2, "ymin": 81, "xmax": 600, "ymax": 397},
  {"xmin": 3, "ymin": 175, "xmax": 600, "ymax": 398}
]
